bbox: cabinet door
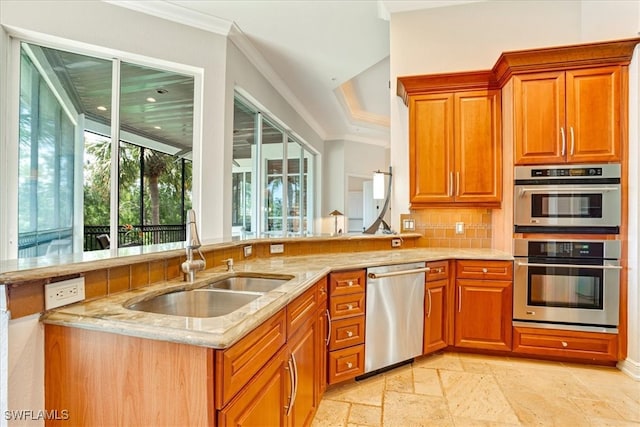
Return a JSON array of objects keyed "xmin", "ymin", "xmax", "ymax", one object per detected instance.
[
  {"xmin": 423, "ymin": 279, "xmax": 448, "ymax": 354},
  {"xmin": 513, "ymin": 72, "xmax": 566, "ymax": 165},
  {"xmin": 565, "ymin": 66, "xmax": 621, "ymax": 163},
  {"xmin": 218, "ymin": 348, "xmax": 287, "ymax": 427},
  {"xmin": 409, "ymin": 93, "xmax": 455, "ymax": 204},
  {"xmin": 288, "ymin": 317, "xmax": 318, "ymax": 427},
  {"xmin": 454, "ymin": 90, "xmax": 502, "ymax": 203},
  {"xmin": 454, "ymin": 279, "xmax": 512, "ymax": 351}
]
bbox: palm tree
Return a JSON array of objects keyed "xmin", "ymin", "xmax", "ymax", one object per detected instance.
[{"xmin": 143, "ymin": 150, "xmax": 168, "ymax": 241}]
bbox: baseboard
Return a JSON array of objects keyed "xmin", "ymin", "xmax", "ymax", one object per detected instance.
[{"xmin": 617, "ymin": 358, "xmax": 640, "ymax": 380}]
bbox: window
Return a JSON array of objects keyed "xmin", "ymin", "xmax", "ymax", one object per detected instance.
[
  {"xmin": 17, "ymin": 41, "xmax": 195, "ymax": 257},
  {"xmin": 232, "ymin": 95, "xmax": 315, "ymax": 237}
]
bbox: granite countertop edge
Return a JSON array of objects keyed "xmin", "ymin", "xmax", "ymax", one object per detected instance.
[{"xmin": 42, "ymin": 247, "xmax": 513, "ymax": 349}]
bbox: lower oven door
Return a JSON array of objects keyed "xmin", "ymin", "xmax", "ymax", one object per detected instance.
[{"xmin": 514, "ymin": 257, "xmax": 621, "ymax": 328}]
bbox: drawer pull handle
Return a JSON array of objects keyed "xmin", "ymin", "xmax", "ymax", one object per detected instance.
[
  {"xmin": 482, "ymin": 268, "xmax": 488, "ymax": 274},
  {"xmin": 346, "ymin": 362, "xmax": 353, "ymax": 369},
  {"xmin": 347, "ymin": 304, "xmax": 353, "ymax": 310},
  {"xmin": 347, "ymin": 281, "xmax": 354, "ymax": 287},
  {"xmin": 346, "ymin": 330, "xmax": 353, "ymax": 337},
  {"xmin": 561, "ymin": 341, "xmax": 568, "ymax": 348}
]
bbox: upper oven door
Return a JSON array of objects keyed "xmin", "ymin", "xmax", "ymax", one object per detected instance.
[{"xmin": 514, "ymin": 183, "xmax": 620, "ymax": 233}]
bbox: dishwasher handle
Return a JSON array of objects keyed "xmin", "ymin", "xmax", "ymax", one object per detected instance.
[{"xmin": 367, "ymin": 266, "xmax": 431, "ymax": 279}]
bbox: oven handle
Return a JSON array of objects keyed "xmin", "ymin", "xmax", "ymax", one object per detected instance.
[
  {"xmin": 518, "ymin": 187, "xmax": 619, "ymax": 197},
  {"xmin": 516, "ymin": 262, "xmax": 622, "ymax": 270}
]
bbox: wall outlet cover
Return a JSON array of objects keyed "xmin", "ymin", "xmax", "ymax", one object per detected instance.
[
  {"xmin": 270, "ymin": 243, "xmax": 284, "ymax": 254},
  {"xmin": 243, "ymin": 245, "xmax": 253, "ymax": 258},
  {"xmin": 45, "ymin": 277, "xmax": 85, "ymax": 310}
]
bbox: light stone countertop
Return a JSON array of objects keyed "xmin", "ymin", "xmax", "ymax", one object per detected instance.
[{"xmin": 42, "ymin": 247, "xmax": 512, "ymax": 349}]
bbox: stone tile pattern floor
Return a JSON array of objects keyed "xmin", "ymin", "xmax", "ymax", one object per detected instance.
[{"xmin": 312, "ymin": 352, "xmax": 640, "ymax": 427}]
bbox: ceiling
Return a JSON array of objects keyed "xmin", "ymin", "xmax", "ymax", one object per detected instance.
[{"xmin": 111, "ymin": 0, "xmax": 483, "ymax": 147}]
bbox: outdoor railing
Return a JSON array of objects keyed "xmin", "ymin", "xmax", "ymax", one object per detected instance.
[{"xmin": 83, "ymin": 224, "xmax": 186, "ymax": 251}]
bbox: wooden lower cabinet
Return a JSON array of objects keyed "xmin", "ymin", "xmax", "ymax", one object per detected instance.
[
  {"xmin": 454, "ymin": 260, "xmax": 513, "ymax": 352},
  {"xmin": 513, "ymin": 326, "xmax": 618, "ymax": 362},
  {"xmin": 45, "ymin": 325, "xmax": 215, "ymax": 427},
  {"xmin": 424, "ymin": 278, "xmax": 448, "ymax": 354},
  {"xmin": 287, "ymin": 316, "xmax": 319, "ymax": 427},
  {"xmin": 423, "ymin": 260, "xmax": 450, "ymax": 355},
  {"xmin": 218, "ymin": 347, "xmax": 288, "ymax": 427}
]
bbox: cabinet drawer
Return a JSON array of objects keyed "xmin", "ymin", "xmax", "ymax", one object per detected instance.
[
  {"xmin": 215, "ymin": 310, "xmax": 287, "ymax": 409},
  {"xmin": 329, "ymin": 270, "xmax": 366, "ymax": 296},
  {"xmin": 456, "ymin": 260, "xmax": 513, "ymax": 280},
  {"xmin": 328, "ymin": 344, "xmax": 365, "ymax": 385},
  {"xmin": 513, "ymin": 326, "xmax": 618, "ymax": 361},
  {"xmin": 287, "ymin": 283, "xmax": 317, "ymax": 338},
  {"xmin": 329, "ymin": 293, "xmax": 365, "ymax": 319},
  {"xmin": 426, "ymin": 260, "xmax": 449, "ymax": 282},
  {"xmin": 329, "ymin": 316, "xmax": 365, "ymax": 351}
]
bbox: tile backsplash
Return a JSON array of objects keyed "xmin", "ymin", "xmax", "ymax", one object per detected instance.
[{"xmin": 404, "ymin": 208, "xmax": 492, "ymax": 248}]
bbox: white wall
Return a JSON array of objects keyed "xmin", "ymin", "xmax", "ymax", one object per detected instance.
[
  {"xmin": 389, "ymin": 0, "xmax": 640, "ymax": 378},
  {"xmin": 323, "ymin": 139, "xmax": 389, "ymax": 233}
]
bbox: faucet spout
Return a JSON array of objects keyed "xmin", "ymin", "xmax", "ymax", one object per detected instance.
[{"xmin": 182, "ymin": 209, "xmax": 206, "ymax": 282}]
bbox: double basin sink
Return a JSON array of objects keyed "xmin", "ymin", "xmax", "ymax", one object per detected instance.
[{"xmin": 126, "ymin": 274, "xmax": 293, "ymax": 318}]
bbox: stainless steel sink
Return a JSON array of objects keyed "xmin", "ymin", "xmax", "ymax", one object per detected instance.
[
  {"xmin": 203, "ymin": 274, "xmax": 292, "ymax": 293},
  {"xmin": 126, "ymin": 289, "xmax": 259, "ymax": 318}
]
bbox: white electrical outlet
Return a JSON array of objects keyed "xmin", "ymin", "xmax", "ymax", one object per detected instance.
[
  {"xmin": 391, "ymin": 238, "xmax": 402, "ymax": 248},
  {"xmin": 455, "ymin": 222, "xmax": 465, "ymax": 234},
  {"xmin": 243, "ymin": 245, "xmax": 253, "ymax": 258},
  {"xmin": 270, "ymin": 243, "xmax": 284, "ymax": 254},
  {"xmin": 45, "ymin": 277, "xmax": 85, "ymax": 310}
]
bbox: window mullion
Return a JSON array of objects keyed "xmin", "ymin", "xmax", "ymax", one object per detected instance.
[{"xmin": 109, "ymin": 59, "xmax": 121, "ymax": 253}]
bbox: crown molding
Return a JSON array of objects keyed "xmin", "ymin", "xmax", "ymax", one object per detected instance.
[
  {"xmin": 325, "ymin": 133, "xmax": 390, "ymax": 148},
  {"xmin": 338, "ymin": 81, "xmax": 390, "ymax": 128},
  {"xmin": 104, "ymin": 0, "xmax": 233, "ymax": 35}
]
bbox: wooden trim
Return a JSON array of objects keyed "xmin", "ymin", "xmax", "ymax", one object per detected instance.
[
  {"xmin": 493, "ymin": 37, "xmax": 640, "ymax": 86},
  {"xmin": 397, "ymin": 38, "xmax": 640, "ymax": 103},
  {"xmin": 397, "ymin": 70, "xmax": 498, "ymax": 104}
]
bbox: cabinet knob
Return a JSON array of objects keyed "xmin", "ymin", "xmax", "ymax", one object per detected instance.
[
  {"xmin": 482, "ymin": 268, "xmax": 488, "ymax": 274},
  {"xmin": 346, "ymin": 362, "xmax": 353, "ymax": 369},
  {"xmin": 320, "ymin": 287, "xmax": 326, "ymax": 294},
  {"xmin": 346, "ymin": 330, "xmax": 353, "ymax": 337},
  {"xmin": 561, "ymin": 341, "xmax": 568, "ymax": 348},
  {"xmin": 347, "ymin": 281, "xmax": 354, "ymax": 287},
  {"xmin": 347, "ymin": 304, "xmax": 353, "ymax": 310}
]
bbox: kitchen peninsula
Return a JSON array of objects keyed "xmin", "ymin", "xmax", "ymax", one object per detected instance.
[{"xmin": 1, "ymin": 233, "xmax": 517, "ymax": 427}]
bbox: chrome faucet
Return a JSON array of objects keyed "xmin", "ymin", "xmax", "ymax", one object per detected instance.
[
  {"xmin": 181, "ymin": 209, "xmax": 206, "ymax": 282},
  {"xmin": 223, "ymin": 258, "xmax": 234, "ymax": 272}
]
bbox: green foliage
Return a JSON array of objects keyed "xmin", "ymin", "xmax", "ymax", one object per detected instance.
[{"xmin": 83, "ymin": 132, "xmax": 192, "ymax": 227}]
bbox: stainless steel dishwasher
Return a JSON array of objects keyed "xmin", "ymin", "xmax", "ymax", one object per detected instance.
[{"xmin": 364, "ymin": 262, "xmax": 427, "ymax": 374}]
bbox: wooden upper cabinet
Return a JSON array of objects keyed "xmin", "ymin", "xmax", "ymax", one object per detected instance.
[
  {"xmin": 513, "ymin": 66, "xmax": 622, "ymax": 165},
  {"xmin": 409, "ymin": 93, "xmax": 454, "ymax": 204},
  {"xmin": 513, "ymin": 72, "xmax": 566, "ymax": 164},
  {"xmin": 408, "ymin": 90, "xmax": 501, "ymax": 207},
  {"xmin": 566, "ymin": 67, "xmax": 621, "ymax": 163},
  {"xmin": 455, "ymin": 91, "xmax": 502, "ymax": 203}
]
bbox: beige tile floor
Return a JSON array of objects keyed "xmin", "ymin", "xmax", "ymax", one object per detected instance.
[{"xmin": 312, "ymin": 352, "xmax": 640, "ymax": 427}]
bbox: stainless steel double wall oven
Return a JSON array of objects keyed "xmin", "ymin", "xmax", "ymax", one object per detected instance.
[{"xmin": 513, "ymin": 164, "xmax": 622, "ymax": 333}]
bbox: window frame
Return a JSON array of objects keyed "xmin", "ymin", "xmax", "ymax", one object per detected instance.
[{"xmin": 3, "ymin": 34, "xmax": 203, "ymax": 259}]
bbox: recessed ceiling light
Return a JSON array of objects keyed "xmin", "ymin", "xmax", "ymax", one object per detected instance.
[
  {"xmin": 156, "ymin": 88, "xmax": 168, "ymax": 94},
  {"xmin": 97, "ymin": 106, "xmax": 107, "ymax": 111},
  {"xmin": 153, "ymin": 126, "xmax": 162, "ymax": 130},
  {"xmin": 146, "ymin": 97, "xmax": 156, "ymax": 103}
]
